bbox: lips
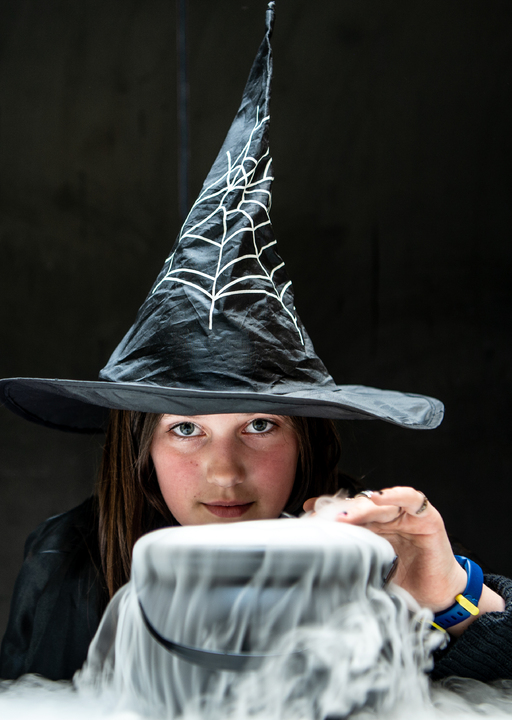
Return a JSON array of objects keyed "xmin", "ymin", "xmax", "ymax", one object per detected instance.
[{"xmin": 202, "ymin": 501, "xmax": 254, "ymax": 518}]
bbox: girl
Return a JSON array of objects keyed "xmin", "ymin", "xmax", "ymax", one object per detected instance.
[
  {"xmin": 1, "ymin": 0, "xmax": 511, "ymax": 685},
  {"xmin": 0, "ymin": 409, "xmax": 509, "ymax": 681}
]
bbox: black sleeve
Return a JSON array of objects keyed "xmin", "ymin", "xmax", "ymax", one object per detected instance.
[
  {"xmin": 0, "ymin": 499, "xmax": 108, "ymax": 681},
  {"xmin": 431, "ymin": 574, "xmax": 512, "ymax": 681}
]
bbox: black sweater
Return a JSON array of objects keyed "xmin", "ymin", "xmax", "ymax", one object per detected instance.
[{"xmin": 1, "ymin": 498, "xmax": 512, "ymax": 682}]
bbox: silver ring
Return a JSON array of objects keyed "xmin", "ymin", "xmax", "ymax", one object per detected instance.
[
  {"xmin": 354, "ymin": 490, "xmax": 374, "ymax": 499},
  {"xmin": 415, "ymin": 494, "xmax": 428, "ymax": 515}
]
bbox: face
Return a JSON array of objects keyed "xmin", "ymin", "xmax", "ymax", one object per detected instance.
[{"xmin": 150, "ymin": 413, "xmax": 299, "ymax": 526}]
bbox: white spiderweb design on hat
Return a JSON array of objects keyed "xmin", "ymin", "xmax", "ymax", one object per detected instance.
[{"xmin": 152, "ymin": 109, "xmax": 304, "ymax": 344}]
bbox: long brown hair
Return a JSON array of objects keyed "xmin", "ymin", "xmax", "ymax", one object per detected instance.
[{"xmin": 96, "ymin": 410, "xmax": 350, "ymax": 598}]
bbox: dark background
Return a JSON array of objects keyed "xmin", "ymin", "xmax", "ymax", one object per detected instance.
[{"xmin": 0, "ymin": 0, "xmax": 511, "ymax": 636}]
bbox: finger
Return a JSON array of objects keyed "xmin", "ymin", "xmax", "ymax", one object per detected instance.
[
  {"xmin": 303, "ymin": 497, "xmax": 318, "ymax": 513},
  {"xmin": 328, "ymin": 494, "xmax": 404, "ymax": 524},
  {"xmin": 337, "ymin": 499, "xmax": 404, "ymax": 525},
  {"xmin": 369, "ymin": 487, "xmax": 431, "ymax": 517}
]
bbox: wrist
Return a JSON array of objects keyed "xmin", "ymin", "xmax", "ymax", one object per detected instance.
[
  {"xmin": 432, "ymin": 555, "xmax": 484, "ymax": 632},
  {"xmin": 430, "ymin": 561, "xmax": 468, "ymax": 614},
  {"xmin": 447, "ymin": 582, "xmax": 506, "ymax": 636}
]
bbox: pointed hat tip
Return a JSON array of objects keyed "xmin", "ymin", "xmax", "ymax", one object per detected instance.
[{"xmin": 266, "ymin": 1, "xmax": 275, "ymax": 35}]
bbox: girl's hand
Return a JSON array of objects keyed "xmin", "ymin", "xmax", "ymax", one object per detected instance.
[{"xmin": 303, "ymin": 487, "xmax": 504, "ymax": 634}]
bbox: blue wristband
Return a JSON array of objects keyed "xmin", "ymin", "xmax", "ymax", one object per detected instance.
[{"xmin": 432, "ymin": 555, "xmax": 483, "ymax": 631}]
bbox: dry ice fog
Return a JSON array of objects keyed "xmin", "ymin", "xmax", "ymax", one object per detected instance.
[{"xmin": 1, "ymin": 501, "xmax": 512, "ymax": 720}]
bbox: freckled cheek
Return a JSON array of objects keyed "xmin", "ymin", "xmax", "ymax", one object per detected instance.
[
  {"xmin": 154, "ymin": 455, "xmax": 203, "ymax": 499},
  {"xmin": 254, "ymin": 449, "xmax": 297, "ymax": 492}
]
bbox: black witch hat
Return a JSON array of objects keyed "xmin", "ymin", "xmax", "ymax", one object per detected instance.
[{"xmin": 0, "ymin": 2, "xmax": 443, "ymax": 432}]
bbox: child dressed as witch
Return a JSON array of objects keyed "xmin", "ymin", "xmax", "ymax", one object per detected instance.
[{"xmin": 0, "ymin": 1, "xmax": 510, "ymax": 686}]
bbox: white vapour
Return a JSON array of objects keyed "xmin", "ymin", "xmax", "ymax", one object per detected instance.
[
  {"xmin": 77, "ymin": 519, "xmax": 433, "ymax": 717},
  {"xmin": 1, "ymin": 516, "xmax": 512, "ymax": 719}
]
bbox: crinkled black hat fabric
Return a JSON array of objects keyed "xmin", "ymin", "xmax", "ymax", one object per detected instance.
[
  {"xmin": 99, "ymin": 1, "xmax": 331, "ymax": 396},
  {"xmin": 0, "ymin": 1, "xmax": 444, "ymax": 432}
]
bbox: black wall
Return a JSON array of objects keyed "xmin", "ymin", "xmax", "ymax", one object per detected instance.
[{"xmin": 1, "ymin": 0, "xmax": 511, "ymax": 635}]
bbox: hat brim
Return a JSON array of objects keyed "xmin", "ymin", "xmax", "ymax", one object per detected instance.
[{"xmin": 0, "ymin": 377, "xmax": 444, "ymax": 433}]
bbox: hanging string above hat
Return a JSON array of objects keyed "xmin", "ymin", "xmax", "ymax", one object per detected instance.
[{"xmin": 176, "ymin": 0, "xmax": 190, "ymax": 224}]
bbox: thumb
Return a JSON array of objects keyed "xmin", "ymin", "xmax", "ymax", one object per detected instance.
[{"xmin": 303, "ymin": 497, "xmax": 319, "ymax": 513}]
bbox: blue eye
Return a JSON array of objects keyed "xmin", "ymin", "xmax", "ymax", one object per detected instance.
[{"xmin": 173, "ymin": 422, "xmax": 199, "ymax": 437}]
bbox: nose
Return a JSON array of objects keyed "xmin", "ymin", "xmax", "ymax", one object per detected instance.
[{"xmin": 206, "ymin": 438, "xmax": 245, "ymax": 488}]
